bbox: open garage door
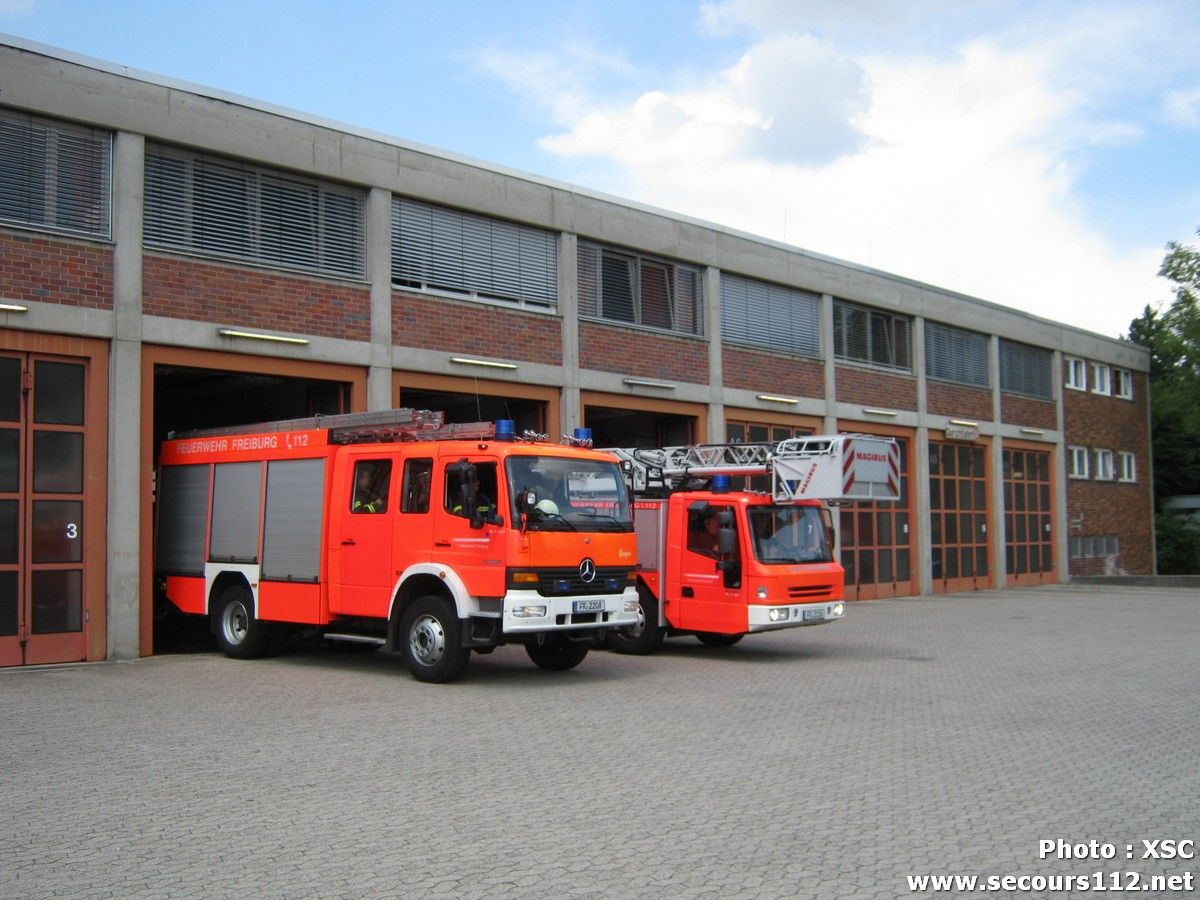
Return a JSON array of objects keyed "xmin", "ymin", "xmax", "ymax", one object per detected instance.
[
  {"xmin": 153, "ymin": 366, "xmax": 349, "ymax": 452},
  {"xmin": 149, "ymin": 356, "xmax": 356, "ymax": 653},
  {"xmin": 583, "ymin": 404, "xmax": 697, "ymax": 448},
  {"xmin": 397, "ymin": 387, "xmax": 546, "ymax": 434}
]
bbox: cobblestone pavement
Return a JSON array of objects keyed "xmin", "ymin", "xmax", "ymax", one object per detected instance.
[{"xmin": 2, "ymin": 584, "xmax": 1198, "ymax": 899}]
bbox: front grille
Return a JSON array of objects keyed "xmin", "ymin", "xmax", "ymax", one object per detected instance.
[
  {"xmin": 510, "ymin": 567, "xmax": 630, "ymax": 597},
  {"xmin": 788, "ymin": 584, "xmax": 834, "ymax": 600}
]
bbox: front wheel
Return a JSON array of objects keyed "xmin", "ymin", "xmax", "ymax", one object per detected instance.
[
  {"xmin": 606, "ymin": 591, "xmax": 665, "ymax": 655},
  {"xmin": 695, "ymin": 631, "xmax": 744, "ymax": 648},
  {"xmin": 399, "ymin": 595, "xmax": 471, "ymax": 683},
  {"xmin": 212, "ymin": 584, "xmax": 274, "ymax": 659},
  {"xmin": 525, "ymin": 635, "xmax": 589, "ymax": 671}
]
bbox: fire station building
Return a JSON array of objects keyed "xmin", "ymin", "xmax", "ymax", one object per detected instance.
[{"xmin": 0, "ymin": 36, "xmax": 1153, "ymax": 667}]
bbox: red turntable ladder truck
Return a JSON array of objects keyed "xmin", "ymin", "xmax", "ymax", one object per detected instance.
[
  {"xmin": 155, "ymin": 409, "xmax": 640, "ymax": 682},
  {"xmin": 601, "ymin": 434, "xmax": 900, "ymax": 653}
]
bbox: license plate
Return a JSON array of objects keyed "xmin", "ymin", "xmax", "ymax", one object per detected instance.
[
  {"xmin": 802, "ymin": 608, "xmax": 825, "ymax": 622},
  {"xmin": 573, "ymin": 599, "xmax": 604, "ymax": 613}
]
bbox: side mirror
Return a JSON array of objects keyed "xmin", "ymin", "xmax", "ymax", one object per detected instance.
[{"xmin": 717, "ymin": 526, "xmax": 736, "ymax": 556}]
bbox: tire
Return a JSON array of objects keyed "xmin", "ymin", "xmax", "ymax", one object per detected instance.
[
  {"xmin": 212, "ymin": 584, "xmax": 274, "ymax": 659},
  {"xmin": 606, "ymin": 590, "xmax": 665, "ymax": 655},
  {"xmin": 695, "ymin": 631, "xmax": 745, "ymax": 648},
  {"xmin": 399, "ymin": 595, "xmax": 471, "ymax": 683},
  {"xmin": 525, "ymin": 635, "xmax": 589, "ymax": 671}
]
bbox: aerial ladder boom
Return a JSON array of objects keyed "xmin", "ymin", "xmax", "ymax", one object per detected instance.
[{"xmin": 604, "ymin": 434, "xmax": 901, "ymax": 503}]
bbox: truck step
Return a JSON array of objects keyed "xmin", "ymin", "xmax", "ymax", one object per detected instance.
[{"xmin": 323, "ymin": 633, "xmax": 387, "ymax": 647}]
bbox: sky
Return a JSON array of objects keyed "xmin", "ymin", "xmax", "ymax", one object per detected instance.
[{"xmin": 3, "ymin": 0, "xmax": 1199, "ymax": 340}]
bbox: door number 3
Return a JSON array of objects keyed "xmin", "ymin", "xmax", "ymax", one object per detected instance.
[{"xmin": 66, "ymin": 523, "xmax": 78, "ymax": 539}]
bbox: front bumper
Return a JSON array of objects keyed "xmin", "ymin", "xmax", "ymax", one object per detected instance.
[
  {"xmin": 502, "ymin": 586, "xmax": 640, "ymax": 634},
  {"xmin": 746, "ymin": 600, "xmax": 845, "ymax": 633}
]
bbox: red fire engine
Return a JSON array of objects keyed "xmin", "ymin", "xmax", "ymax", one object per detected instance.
[
  {"xmin": 602, "ymin": 435, "xmax": 900, "ymax": 653},
  {"xmin": 155, "ymin": 409, "xmax": 640, "ymax": 682}
]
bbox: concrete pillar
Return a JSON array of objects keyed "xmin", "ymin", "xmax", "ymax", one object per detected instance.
[
  {"xmin": 989, "ymin": 336, "xmax": 1007, "ymax": 587},
  {"xmin": 821, "ymin": 295, "xmax": 837, "ymax": 433},
  {"xmin": 913, "ymin": 317, "xmax": 933, "ymax": 596},
  {"xmin": 107, "ymin": 131, "xmax": 144, "ymax": 660},
  {"xmin": 704, "ymin": 266, "xmax": 724, "ymax": 442},
  {"xmin": 366, "ymin": 188, "xmax": 393, "ymax": 411},
  {"xmin": 1052, "ymin": 349, "xmax": 1069, "ymax": 579},
  {"xmin": 559, "ymin": 232, "xmax": 581, "ymax": 436}
]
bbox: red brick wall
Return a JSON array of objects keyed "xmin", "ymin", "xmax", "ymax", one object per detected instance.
[
  {"xmin": 723, "ymin": 347, "xmax": 823, "ymax": 397},
  {"xmin": 144, "ymin": 254, "xmax": 370, "ymax": 341},
  {"xmin": 835, "ymin": 365, "xmax": 917, "ymax": 410},
  {"xmin": 927, "ymin": 382, "xmax": 992, "ymax": 420},
  {"xmin": 0, "ymin": 232, "xmax": 112, "ymax": 309},
  {"xmin": 1063, "ymin": 371, "xmax": 1153, "ymax": 575},
  {"xmin": 1000, "ymin": 393, "xmax": 1057, "ymax": 430},
  {"xmin": 579, "ymin": 321, "xmax": 707, "ymax": 381},
  {"xmin": 393, "ymin": 291, "xmax": 562, "ymax": 366}
]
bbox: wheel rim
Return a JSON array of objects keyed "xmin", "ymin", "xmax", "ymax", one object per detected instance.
[
  {"xmin": 221, "ymin": 600, "xmax": 249, "ymax": 646},
  {"xmin": 409, "ymin": 614, "xmax": 446, "ymax": 666}
]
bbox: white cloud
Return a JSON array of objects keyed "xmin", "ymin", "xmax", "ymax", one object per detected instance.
[
  {"xmin": 1162, "ymin": 85, "xmax": 1200, "ymax": 129},
  {"xmin": 698, "ymin": 0, "xmax": 955, "ymax": 38},
  {"xmin": 484, "ymin": 6, "xmax": 1182, "ymax": 338}
]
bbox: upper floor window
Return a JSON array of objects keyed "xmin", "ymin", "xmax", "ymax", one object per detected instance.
[
  {"xmin": 578, "ymin": 242, "xmax": 701, "ymax": 335},
  {"xmin": 1090, "ymin": 362, "xmax": 1111, "ymax": 395},
  {"xmin": 999, "ymin": 340, "xmax": 1053, "ymax": 399},
  {"xmin": 1115, "ymin": 368, "xmax": 1134, "ymax": 400},
  {"xmin": 1065, "ymin": 356, "xmax": 1087, "ymax": 391},
  {"xmin": 144, "ymin": 143, "xmax": 365, "ymax": 279},
  {"xmin": 1068, "ymin": 446, "xmax": 1089, "ymax": 479},
  {"xmin": 1118, "ymin": 451, "xmax": 1136, "ymax": 483},
  {"xmin": 392, "ymin": 197, "xmax": 558, "ymax": 310},
  {"xmin": 833, "ymin": 299, "xmax": 911, "ymax": 371},
  {"xmin": 925, "ymin": 322, "xmax": 989, "ymax": 388},
  {"xmin": 0, "ymin": 107, "xmax": 111, "ymax": 239},
  {"xmin": 721, "ymin": 273, "xmax": 819, "ymax": 357},
  {"xmin": 1094, "ymin": 448, "xmax": 1114, "ymax": 481}
]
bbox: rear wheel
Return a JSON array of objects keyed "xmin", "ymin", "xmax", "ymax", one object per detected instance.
[
  {"xmin": 400, "ymin": 595, "xmax": 470, "ymax": 683},
  {"xmin": 525, "ymin": 635, "xmax": 589, "ymax": 671},
  {"xmin": 212, "ymin": 584, "xmax": 274, "ymax": 659},
  {"xmin": 606, "ymin": 590, "xmax": 665, "ymax": 655},
  {"xmin": 695, "ymin": 631, "xmax": 744, "ymax": 648}
]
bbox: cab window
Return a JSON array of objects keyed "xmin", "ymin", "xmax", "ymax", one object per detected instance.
[
  {"xmin": 401, "ymin": 458, "xmax": 432, "ymax": 514},
  {"xmin": 351, "ymin": 460, "xmax": 391, "ymax": 514},
  {"xmin": 444, "ymin": 460, "xmax": 499, "ymax": 519}
]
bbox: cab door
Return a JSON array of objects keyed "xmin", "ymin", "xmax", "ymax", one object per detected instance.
[
  {"xmin": 431, "ymin": 453, "xmax": 506, "ymax": 599},
  {"xmin": 330, "ymin": 453, "xmax": 396, "ymax": 617},
  {"xmin": 675, "ymin": 503, "xmax": 745, "ymax": 633}
]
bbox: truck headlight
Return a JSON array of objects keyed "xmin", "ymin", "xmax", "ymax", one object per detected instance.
[
  {"xmin": 768, "ymin": 607, "xmax": 790, "ymax": 622},
  {"xmin": 623, "ymin": 598, "xmax": 640, "ymax": 614},
  {"xmin": 831, "ymin": 602, "xmax": 844, "ymax": 617},
  {"xmin": 513, "ymin": 605, "xmax": 547, "ymax": 618},
  {"xmin": 756, "ymin": 585, "xmax": 768, "ymax": 601}
]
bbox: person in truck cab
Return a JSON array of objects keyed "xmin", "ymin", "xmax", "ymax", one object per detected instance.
[
  {"xmin": 689, "ymin": 509, "xmax": 721, "ymax": 556},
  {"xmin": 352, "ymin": 462, "xmax": 389, "ymax": 513}
]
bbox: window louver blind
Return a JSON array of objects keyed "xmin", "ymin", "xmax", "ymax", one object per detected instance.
[
  {"xmin": 391, "ymin": 197, "xmax": 557, "ymax": 309},
  {"xmin": 721, "ymin": 273, "xmax": 819, "ymax": 357},
  {"xmin": 144, "ymin": 143, "xmax": 365, "ymax": 279},
  {"xmin": 925, "ymin": 322, "xmax": 990, "ymax": 387},
  {"xmin": 999, "ymin": 339, "xmax": 1052, "ymax": 398},
  {"xmin": 0, "ymin": 108, "xmax": 111, "ymax": 238},
  {"xmin": 576, "ymin": 242, "xmax": 702, "ymax": 335},
  {"xmin": 833, "ymin": 299, "xmax": 911, "ymax": 371}
]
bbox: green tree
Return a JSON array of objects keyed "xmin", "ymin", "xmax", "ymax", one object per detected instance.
[{"xmin": 1128, "ymin": 229, "xmax": 1200, "ymax": 572}]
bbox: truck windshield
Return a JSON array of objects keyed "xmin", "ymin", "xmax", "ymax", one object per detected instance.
[
  {"xmin": 748, "ymin": 505, "xmax": 832, "ymax": 564},
  {"xmin": 506, "ymin": 456, "xmax": 634, "ymax": 533}
]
